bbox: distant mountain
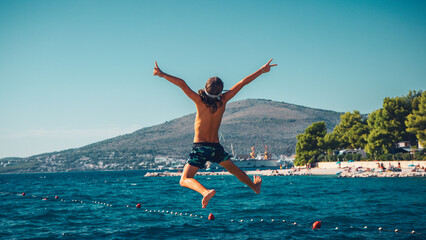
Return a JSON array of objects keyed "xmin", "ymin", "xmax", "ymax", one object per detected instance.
[{"xmin": 0, "ymin": 99, "xmax": 342, "ymax": 173}]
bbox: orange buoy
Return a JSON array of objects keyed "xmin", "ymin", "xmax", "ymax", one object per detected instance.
[
  {"xmin": 22, "ymin": 192, "xmax": 25, "ymax": 196},
  {"xmin": 136, "ymin": 203, "xmax": 141, "ymax": 208},
  {"xmin": 208, "ymin": 213, "xmax": 215, "ymax": 220},
  {"xmin": 312, "ymin": 221, "xmax": 321, "ymax": 229}
]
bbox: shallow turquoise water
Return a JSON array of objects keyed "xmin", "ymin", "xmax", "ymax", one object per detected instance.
[{"xmin": 1, "ymin": 171, "xmax": 425, "ymax": 239}]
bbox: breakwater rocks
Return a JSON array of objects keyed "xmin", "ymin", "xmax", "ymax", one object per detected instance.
[
  {"xmin": 144, "ymin": 171, "xmax": 231, "ymax": 177},
  {"xmin": 338, "ymin": 171, "xmax": 426, "ymax": 178},
  {"xmin": 144, "ymin": 168, "xmax": 426, "ymax": 178},
  {"xmin": 144, "ymin": 169, "xmax": 315, "ymax": 177}
]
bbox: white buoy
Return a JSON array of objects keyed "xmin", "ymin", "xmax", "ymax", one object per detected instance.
[
  {"xmin": 411, "ymin": 230, "xmax": 416, "ymax": 234},
  {"xmin": 378, "ymin": 227, "xmax": 382, "ymax": 231},
  {"xmin": 364, "ymin": 226, "xmax": 368, "ymax": 229},
  {"xmin": 282, "ymin": 220, "xmax": 286, "ymax": 223},
  {"xmin": 395, "ymin": 229, "xmax": 399, "ymax": 232},
  {"xmin": 335, "ymin": 227, "xmax": 339, "ymax": 230}
]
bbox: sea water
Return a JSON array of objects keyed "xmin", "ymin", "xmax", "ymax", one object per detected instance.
[{"xmin": 0, "ymin": 171, "xmax": 425, "ymax": 240}]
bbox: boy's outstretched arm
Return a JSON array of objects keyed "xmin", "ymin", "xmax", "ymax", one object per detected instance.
[
  {"xmin": 222, "ymin": 59, "xmax": 277, "ymax": 103},
  {"xmin": 153, "ymin": 61, "xmax": 199, "ymax": 102}
]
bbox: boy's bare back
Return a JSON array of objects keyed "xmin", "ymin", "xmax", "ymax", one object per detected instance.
[{"xmin": 193, "ymin": 98, "xmax": 227, "ymax": 143}]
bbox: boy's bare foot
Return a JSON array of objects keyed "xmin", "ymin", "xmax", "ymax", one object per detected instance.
[
  {"xmin": 253, "ymin": 175, "xmax": 262, "ymax": 194},
  {"xmin": 202, "ymin": 189, "xmax": 216, "ymax": 208}
]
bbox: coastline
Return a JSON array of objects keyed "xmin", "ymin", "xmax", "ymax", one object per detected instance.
[{"xmin": 144, "ymin": 161, "xmax": 426, "ymax": 178}]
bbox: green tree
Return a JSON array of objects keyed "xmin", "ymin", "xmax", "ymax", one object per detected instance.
[
  {"xmin": 406, "ymin": 91, "xmax": 426, "ymax": 146},
  {"xmin": 365, "ymin": 96, "xmax": 412, "ymax": 157},
  {"xmin": 333, "ymin": 111, "xmax": 369, "ymax": 149},
  {"xmin": 365, "ymin": 109, "xmax": 394, "ymax": 157},
  {"xmin": 404, "ymin": 90, "xmax": 423, "ymax": 111},
  {"xmin": 382, "ymin": 96, "xmax": 412, "ymax": 140},
  {"xmin": 318, "ymin": 133, "xmax": 339, "ymax": 154},
  {"xmin": 295, "ymin": 121, "xmax": 327, "ymax": 166}
]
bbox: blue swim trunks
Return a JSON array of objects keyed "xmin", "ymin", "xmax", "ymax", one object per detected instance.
[{"xmin": 187, "ymin": 142, "xmax": 232, "ymax": 169}]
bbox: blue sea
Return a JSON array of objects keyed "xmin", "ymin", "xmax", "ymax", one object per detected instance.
[{"xmin": 1, "ymin": 171, "xmax": 425, "ymax": 240}]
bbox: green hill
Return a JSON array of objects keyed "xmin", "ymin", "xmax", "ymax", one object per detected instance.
[{"xmin": 0, "ymin": 99, "xmax": 342, "ymax": 173}]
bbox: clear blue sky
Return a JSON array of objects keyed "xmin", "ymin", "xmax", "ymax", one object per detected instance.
[{"xmin": 1, "ymin": 0, "xmax": 425, "ymax": 158}]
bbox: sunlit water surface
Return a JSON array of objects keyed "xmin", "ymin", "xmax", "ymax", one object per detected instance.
[{"xmin": 1, "ymin": 171, "xmax": 425, "ymax": 239}]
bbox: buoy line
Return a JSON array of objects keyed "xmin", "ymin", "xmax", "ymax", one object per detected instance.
[{"xmin": 0, "ymin": 191, "xmax": 421, "ymax": 235}]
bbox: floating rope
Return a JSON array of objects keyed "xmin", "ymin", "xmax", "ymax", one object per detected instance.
[{"xmin": 0, "ymin": 191, "xmax": 421, "ymax": 236}]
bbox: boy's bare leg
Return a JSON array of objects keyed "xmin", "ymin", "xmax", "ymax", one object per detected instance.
[
  {"xmin": 219, "ymin": 160, "xmax": 262, "ymax": 194},
  {"xmin": 180, "ymin": 163, "xmax": 216, "ymax": 208}
]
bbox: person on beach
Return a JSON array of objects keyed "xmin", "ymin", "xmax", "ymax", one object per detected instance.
[{"xmin": 153, "ymin": 59, "xmax": 277, "ymax": 208}]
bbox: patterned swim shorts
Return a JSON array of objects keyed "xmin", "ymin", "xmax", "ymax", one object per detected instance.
[{"xmin": 187, "ymin": 142, "xmax": 232, "ymax": 169}]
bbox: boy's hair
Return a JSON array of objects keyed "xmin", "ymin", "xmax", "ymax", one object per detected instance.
[{"xmin": 198, "ymin": 77, "xmax": 224, "ymax": 113}]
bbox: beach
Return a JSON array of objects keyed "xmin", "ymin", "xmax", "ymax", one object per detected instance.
[{"xmin": 144, "ymin": 161, "xmax": 426, "ymax": 178}]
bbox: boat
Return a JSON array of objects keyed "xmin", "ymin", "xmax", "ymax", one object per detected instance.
[{"xmin": 231, "ymin": 145, "xmax": 287, "ymax": 168}]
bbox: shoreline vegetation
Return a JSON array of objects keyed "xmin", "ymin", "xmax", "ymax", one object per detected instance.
[
  {"xmin": 294, "ymin": 90, "xmax": 425, "ymax": 167},
  {"xmin": 144, "ymin": 160, "xmax": 426, "ymax": 178}
]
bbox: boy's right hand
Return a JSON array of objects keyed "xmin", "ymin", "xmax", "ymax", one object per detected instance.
[
  {"xmin": 260, "ymin": 59, "xmax": 277, "ymax": 73},
  {"xmin": 153, "ymin": 61, "xmax": 164, "ymax": 77}
]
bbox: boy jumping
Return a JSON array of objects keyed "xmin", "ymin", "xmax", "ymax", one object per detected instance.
[{"xmin": 153, "ymin": 59, "xmax": 277, "ymax": 208}]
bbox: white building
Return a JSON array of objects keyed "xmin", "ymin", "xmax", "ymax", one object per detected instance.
[{"xmin": 338, "ymin": 149, "xmax": 367, "ymax": 159}]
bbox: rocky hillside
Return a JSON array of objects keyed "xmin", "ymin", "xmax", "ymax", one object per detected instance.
[{"xmin": 0, "ymin": 99, "xmax": 342, "ymax": 173}]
